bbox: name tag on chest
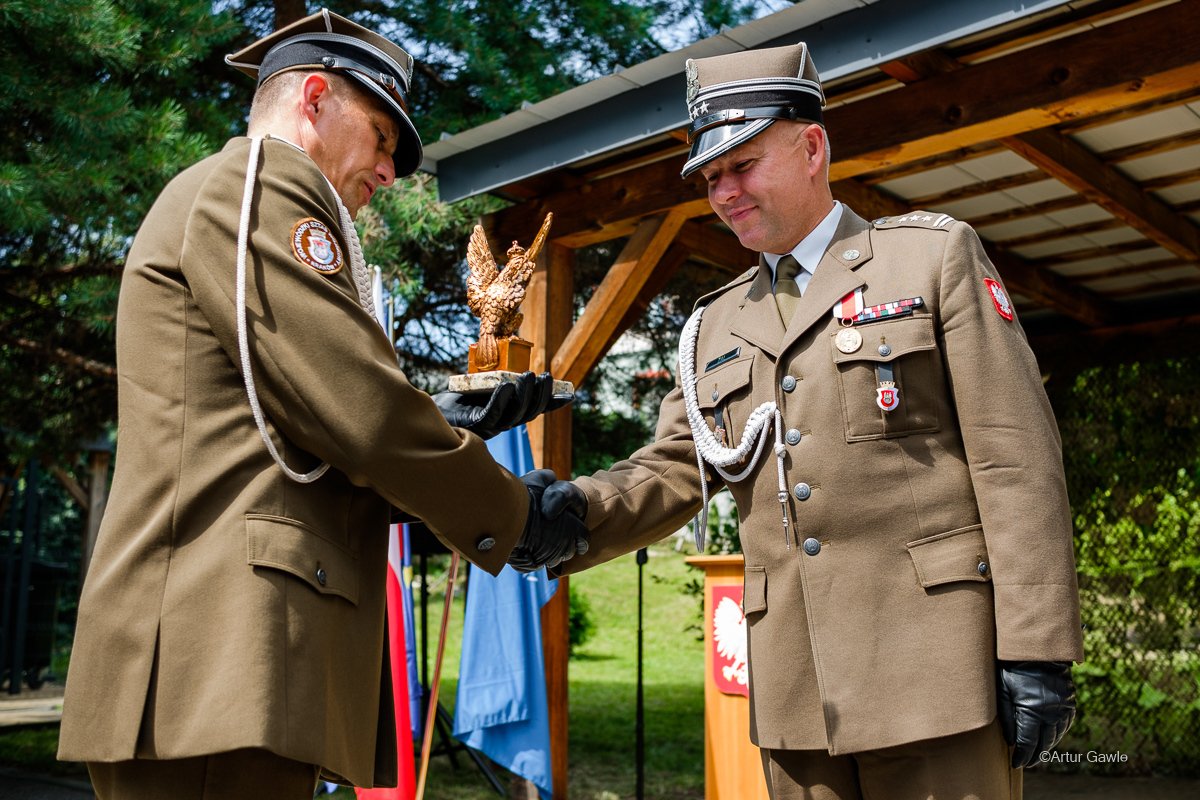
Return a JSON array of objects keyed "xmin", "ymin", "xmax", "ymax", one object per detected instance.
[{"xmin": 704, "ymin": 348, "xmax": 741, "ymax": 373}]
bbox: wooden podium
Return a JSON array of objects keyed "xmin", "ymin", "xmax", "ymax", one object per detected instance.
[{"xmin": 685, "ymin": 554, "xmax": 770, "ymax": 800}]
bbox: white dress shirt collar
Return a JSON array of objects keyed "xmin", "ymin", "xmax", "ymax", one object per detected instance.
[{"xmin": 763, "ymin": 200, "xmax": 844, "ymax": 280}]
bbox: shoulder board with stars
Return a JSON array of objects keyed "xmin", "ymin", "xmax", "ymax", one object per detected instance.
[{"xmin": 872, "ymin": 211, "xmax": 956, "ymax": 231}]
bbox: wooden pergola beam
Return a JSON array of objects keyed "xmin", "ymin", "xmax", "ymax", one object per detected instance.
[
  {"xmin": 883, "ymin": 33, "xmax": 1200, "ymax": 263},
  {"xmin": 830, "ymin": 1, "xmax": 1200, "ymax": 178},
  {"xmin": 602, "ymin": 243, "xmax": 691, "ymax": 359},
  {"xmin": 552, "ymin": 209, "xmax": 688, "ymax": 386},
  {"xmin": 982, "ymin": 244, "xmax": 1116, "ymax": 328},
  {"xmin": 490, "ymin": 153, "xmax": 705, "ymax": 249},
  {"xmin": 832, "ymin": 177, "xmax": 1117, "ymax": 327},
  {"xmin": 492, "ymin": 1, "xmax": 1200, "ymax": 245},
  {"xmin": 1002, "ymin": 128, "xmax": 1200, "ymax": 261}
]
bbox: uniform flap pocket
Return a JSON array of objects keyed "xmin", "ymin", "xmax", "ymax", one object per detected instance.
[
  {"xmin": 696, "ymin": 354, "xmax": 755, "ymax": 410},
  {"xmin": 905, "ymin": 524, "xmax": 990, "ymax": 588},
  {"xmin": 831, "ymin": 315, "xmax": 937, "ymax": 365},
  {"xmin": 742, "ymin": 566, "xmax": 767, "ymax": 614},
  {"xmin": 246, "ymin": 514, "xmax": 359, "ymax": 605}
]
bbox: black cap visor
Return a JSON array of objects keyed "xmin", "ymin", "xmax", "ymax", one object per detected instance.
[
  {"xmin": 339, "ymin": 68, "xmax": 423, "ymax": 177},
  {"xmin": 682, "ymin": 118, "xmax": 774, "ymax": 178}
]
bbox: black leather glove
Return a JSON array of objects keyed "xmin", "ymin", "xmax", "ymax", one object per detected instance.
[
  {"xmin": 432, "ymin": 371, "xmax": 572, "ymax": 441},
  {"xmin": 542, "ymin": 477, "xmax": 587, "ymax": 523},
  {"xmin": 509, "ymin": 470, "xmax": 589, "ymax": 572},
  {"xmin": 998, "ymin": 660, "xmax": 1077, "ymax": 768}
]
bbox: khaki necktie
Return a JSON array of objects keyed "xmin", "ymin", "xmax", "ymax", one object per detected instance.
[{"xmin": 775, "ymin": 254, "xmax": 804, "ymax": 324}]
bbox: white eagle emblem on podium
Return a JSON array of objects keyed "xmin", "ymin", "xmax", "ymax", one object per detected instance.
[{"xmin": 713, "ymin": 593, "xmax": 748, "ymax": 694}]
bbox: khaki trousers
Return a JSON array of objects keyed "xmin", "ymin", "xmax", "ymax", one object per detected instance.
[
  {"xmin": 87, "ymin": 749, "xmax": 320, "ymax": 800},
  {"xmin": 759, "ymin": 720, "xmax": 1022, "ymax": 800}
]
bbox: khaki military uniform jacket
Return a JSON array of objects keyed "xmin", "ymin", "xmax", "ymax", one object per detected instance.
[
  {"xmin": 562, "ymin": 207, "xmax": 1083, "ymax": 754},
  {"xmin": 59, "ymin": 138, "xmax": 529, "ymax": 787}
]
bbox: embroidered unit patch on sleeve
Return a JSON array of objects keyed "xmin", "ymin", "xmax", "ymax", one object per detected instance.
[
  {"xmin": 984, "ymin": 278, "xmax": 1014, "ymax": 321},
  {"xmin": 291, "ymin": 218, "xmax": 343, "ymax": 275}
]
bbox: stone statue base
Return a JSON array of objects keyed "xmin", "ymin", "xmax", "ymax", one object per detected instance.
[
  {"xmin": 451, "ymin": 336, "xmax": 573, "ymax": 397},
  {"xmin": 447, "ymin": 370, "xmax": 573, "ymax": 397}
]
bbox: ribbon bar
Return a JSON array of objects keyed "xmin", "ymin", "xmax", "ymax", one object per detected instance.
[{"xmin": 851, "ymin": 296, "xmax": 924, "ymax": 325}]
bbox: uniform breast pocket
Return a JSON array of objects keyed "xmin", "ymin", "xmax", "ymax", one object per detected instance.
[
  {"xmin": 695, "ymin": 353, "xmax": 755, "ymax": 448},
  {"xmin": 832, "ymin": 315, "xmax": 943, "ymax": 442}
]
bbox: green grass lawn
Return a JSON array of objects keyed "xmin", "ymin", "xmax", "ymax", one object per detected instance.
[{"xmin": 1, "ymin": 543, "xmax": 707, "ymax": 800}]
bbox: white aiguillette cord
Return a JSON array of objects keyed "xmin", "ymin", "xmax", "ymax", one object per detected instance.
[
  {"xmin": 679, "ymin": 305, "xmax": 792, "ymax": 551},
  {"xmin": 234, "ymin": 134, "xmax": 369, "ymax": 484}
]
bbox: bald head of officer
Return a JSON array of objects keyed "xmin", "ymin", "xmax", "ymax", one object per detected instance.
[
  {"xmin": 682, "ymin": 43, "xmax": 834, "ymax": 256},
  {"xmin": 227, "ymin": 8, "xmax": 422, "ymax": 218}
]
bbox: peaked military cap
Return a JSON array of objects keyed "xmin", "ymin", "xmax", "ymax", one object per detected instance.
[
  {"xmin": 226, "ymin": 8, "xmax": 423, "ymax": 177},
  {"xmin": 682, "ymin": 42, "xmax": 825, "ymax": 178}
]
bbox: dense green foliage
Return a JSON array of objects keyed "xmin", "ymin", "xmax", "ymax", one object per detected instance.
[
  {"xmin": 568, "ymin": 582, "xmax": 597, "ymax": 656},
  {"xmin": 1049, "ymin": 359, "xmax": 1200, "ymax": 775},
  {"xmin": 0, "ymin": 0, "xmax": 246, "ymax": 459}
]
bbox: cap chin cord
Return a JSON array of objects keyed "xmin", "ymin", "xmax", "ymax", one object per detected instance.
[
  {"xmin": 679, "ymin": 305, "xmax": 792, "ymax": 552},
  {"xmin": 234, "ymin": 136, "xmax": 380, "ymax": 484}
]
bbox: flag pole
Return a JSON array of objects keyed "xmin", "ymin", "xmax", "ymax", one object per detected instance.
[{"xmin": 415, "ymin": 550, "xmax": 460, "ymax": 800}]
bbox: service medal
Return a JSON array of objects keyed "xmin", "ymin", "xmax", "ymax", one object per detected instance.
[{"xmin": 835, "ymin": 327, "xmax": 863, "ymax": 354}]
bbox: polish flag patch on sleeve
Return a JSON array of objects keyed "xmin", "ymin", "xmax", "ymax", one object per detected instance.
[{"xmin": 984, "ymin": 278, "xmax": 1014, "ymax": 321}]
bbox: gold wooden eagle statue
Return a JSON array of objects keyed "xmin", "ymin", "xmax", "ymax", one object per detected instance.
[{"xmin": 466, "ymin": 213, "xmax": 553, "ymax": 371}]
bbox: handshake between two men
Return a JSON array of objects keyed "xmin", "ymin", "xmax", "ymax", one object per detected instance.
[{"xmin": 431, "ymin": 370, "xmax": 590, "ymax": 573}]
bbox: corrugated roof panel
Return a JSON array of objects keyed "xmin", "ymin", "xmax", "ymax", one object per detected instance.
[
  {"xmin": 955, "ymin": 150, "xmax": 1037, "ymax": 181},
  {"xmin": 1117, "ymin": 143, "xmax": 1200, "ymax": 181},
  {"xmin": 1049, "ymin": 254, "xmax": 1128, "ymax": 277},
  {"xmin": 1001, "ymin": 179, "xmax": 1075, "ymax": 205},
  {"xmin": 438, "ymin": 110, "xmax": 546, "ymax": 150},
  {"xmin": 934, "ymin": 193, "xmax": 1020, "ymax": 220},
  {"xmin": 1082, "ymin": 274, "xmax": 1146, "ymax": 292},
  {"xmin": 1079, "ymin": 227, "xmax": 1145, "ymax": 248},
  {"xmin": 1071, "ymin": 104, "xmax": 1200, "ymax": 151},
  {"xmin": 1009, "ymin": 234, "xmax": 1097, "ymax": 259},
  {"xmin": 1085, "ymin": 265, "xmax": 1199, "ymax": 293},
  {"xmin": 528, "ymin": 72, "xmax": 643, "ymax": 117},
  {"xmin": 874, "ymin": 165, "xmax": 978, "ymax": 199},
  {"xmin": 1044, "ymin": 204, "xmax": 1113, "ymax": 227},
  {"xmin": 976, "ymin": 216, "xmax": 1063, "ymax": 241},
  {"xmin": 1155, "ymin": 183, "xmax": 1200, "ymax": 204},
  {"xmin": 1120, "ymin": 246, "xmax": 1177, "ymax": 264}
]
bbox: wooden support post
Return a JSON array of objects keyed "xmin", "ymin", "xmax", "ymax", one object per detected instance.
[
  {"xmin": 525, "ymin": 242, "xmax": 575, "ymax": 798},
  {"xmin": 552, "ymin": 210, "xmax": 688, "ymax": 387}
]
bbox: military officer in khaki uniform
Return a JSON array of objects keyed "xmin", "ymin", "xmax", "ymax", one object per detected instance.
[
  {"xmin": 524, "ymin": 43, "xmax": 1082, "ymax": 799},
  {"xmin": 59, "ymin": 10, "xmax": 584, "ymax": 798}
]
